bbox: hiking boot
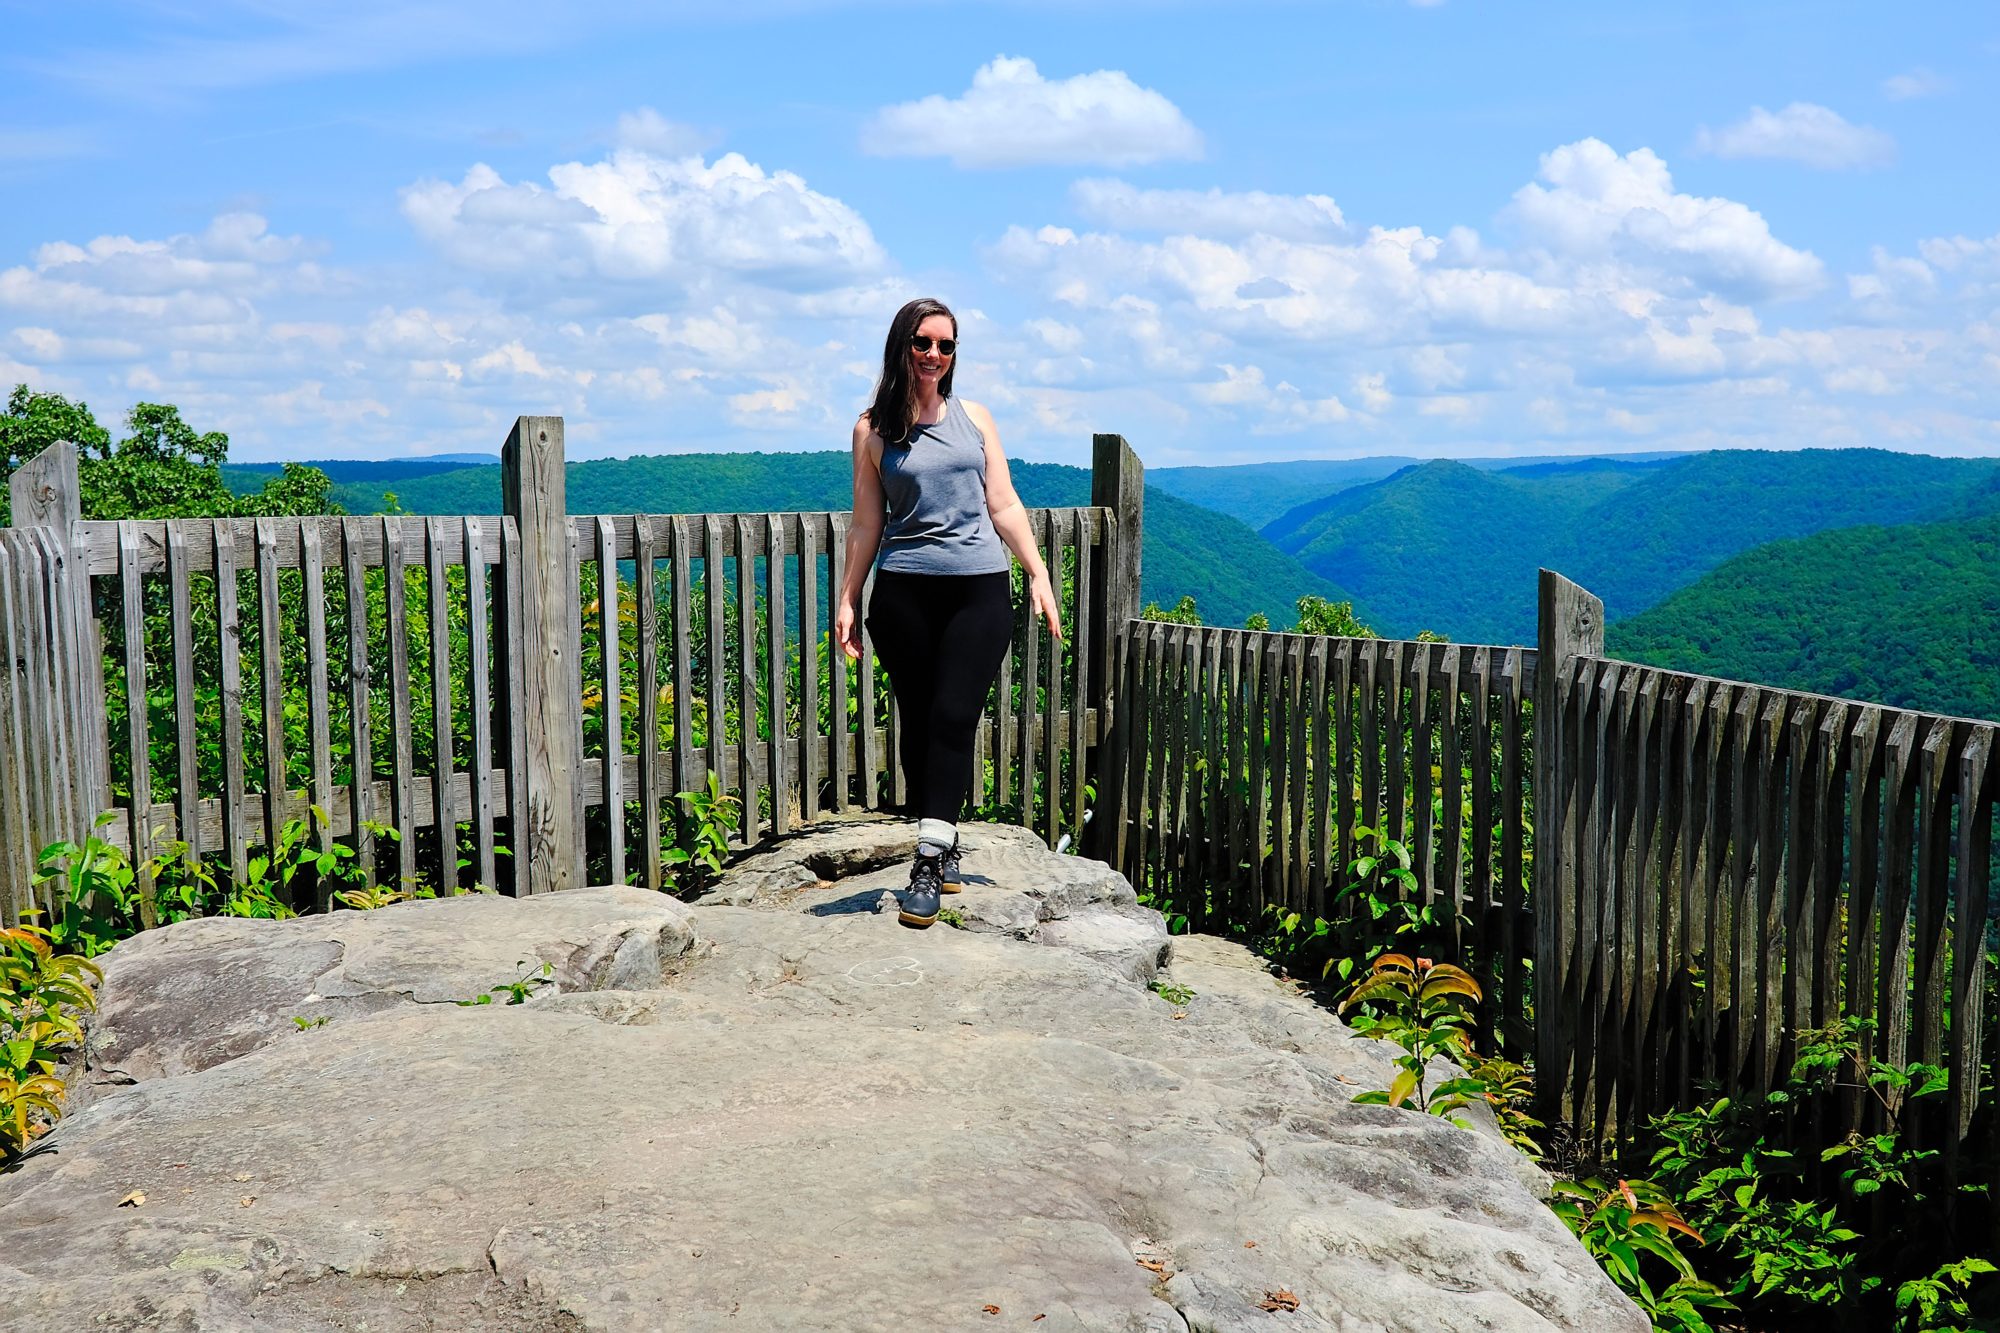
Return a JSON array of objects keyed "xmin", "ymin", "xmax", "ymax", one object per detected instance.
[
  {"xmin": 939, "ymin": 835, "xmax": 964, "ymax": 893},
  {"xmin": 898, "ymin": 852, "xmax": 945, "ymax": 928}
]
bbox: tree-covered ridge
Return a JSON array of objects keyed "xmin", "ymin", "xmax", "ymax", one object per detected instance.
[
  {"xmin": 1150, "ymin": 451, "xmax": 1688, "ymax": 530},
  {"xmin": 1260, "ymin": 448, "xmax": 2000, "ymax": 644},
  {"xmin": 327, "ymin": 451, "xmax": 1358, "ymax": 632},
  {"xmin": 1262, "ymin": 458, "xmax": 1651, "ymax": 644},
  {"xmin": 1607, "ymin": 513, "xmax": 2000, "ymax": 722}
]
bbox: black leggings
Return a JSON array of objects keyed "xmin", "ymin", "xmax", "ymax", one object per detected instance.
[{"xmin": 864, "ymin": 569, "xmax": 1014, "ymax": 822}]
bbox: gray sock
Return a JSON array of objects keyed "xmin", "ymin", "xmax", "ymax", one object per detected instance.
[{"xmin": 916, "ymin": 818, "xmax": 956, "ymax": 859}]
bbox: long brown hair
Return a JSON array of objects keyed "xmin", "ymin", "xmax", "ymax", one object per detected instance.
[{"xmin": 865, "ymin": 297, "xmax": 957, "ymax": 448}]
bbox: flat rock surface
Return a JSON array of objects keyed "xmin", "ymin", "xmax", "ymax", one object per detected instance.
[{"xmin": 0, "ymin": 821, "xmax": 1643, "ymax": 1333}]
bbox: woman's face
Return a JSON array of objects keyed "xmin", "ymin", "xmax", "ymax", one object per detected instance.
[{"xmin": 909, "ymin": 313, "xmax": 956, "ymax": 390}]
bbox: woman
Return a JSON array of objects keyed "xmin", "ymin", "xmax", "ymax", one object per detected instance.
[{"xmin": 834, "ymin": 298, "xmax": 1064, "ymax": 929}]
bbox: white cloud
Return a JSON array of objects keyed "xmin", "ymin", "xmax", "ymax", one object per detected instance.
[
  {"xmin": 1507, "ymin": 138, "xmax": 1825, "ymax": 299},
  {"xmin": 400, "ymin": 148, "xmax": 885, "ymax": 301},
  {"xmin": 1071, "ymin": 179, "xmax": 1345, "ymax": 240},
  {"xmin": 1883, "ymin": 68, "xmax": 1951, "ymax": 100},
  {"xmin": 861, "ymin": 56, "xmax": 1202, "ymax": 169},
  {"xmin": 1693, "ymin": 102, "xmax": 1896, "ymax": 170}
]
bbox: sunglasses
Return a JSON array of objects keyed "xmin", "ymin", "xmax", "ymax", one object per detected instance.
[{"xmin": 909, "ymin": 335, "xmax": 957, "ymax": 356}]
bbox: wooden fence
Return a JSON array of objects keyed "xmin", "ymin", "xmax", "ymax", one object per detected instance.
[
  {"xmin": 0, "ymin": 424, "xmax": 1145, "ymax": 917},
  {"xmin": 1110, "ymin": 571, "xmax": 2000, "ymax": 1193}
]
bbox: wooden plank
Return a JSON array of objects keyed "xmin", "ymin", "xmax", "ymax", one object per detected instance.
[
  {"xmin": 1844, "ymin": 707, "xmax": 1887, "ymax": 1061},
  {"xmin": 1439, "ymin": 646, "xmax": 1466, "ymax": 952},
  {"xmin": 633, "ymin": 515, "xmax": 661, "ymax": 890},
  {"xmin": 214, "ymin": 521, "xmax": 248, "ymax": 883},
  {"xmin": 734, "ymin": 516, "xmax": 759, "ymax": 844},
  {"xmin": 704, "ymin": 518, "xmax": 730, "ymax": 819},
  {"xmin": 1721, "ymin": 687, "xmax": 1760, "ymax": 1094},
  {"xmin": 596, "ymin": 517, "xmax": 625, "ymax": 886},
  {"xmin": 502, "ymin": 416, "xmax": 583, "ymax": 894},
  {"xmin": 1021, "ymin": 549, "xmax": 1042, "ymax": 834},
  {"xmin": 1878, "ymin": 710, "xmax": 1922, "ymax": 1078},
  {"xmin": 858, "ymin": 562, "xmax": 880, "ymax": 810},
  {"xmin": 828, "ymin": 514, "xmax": 852, "ymax": 813},
  {"xmin": 1161, "ymin": 626, "xmax": 1191, "ymax": 922},
  {"xmin": 766, "ymin": 513, "xmax": 788, "ymax": 837},
  {"xmin": 1409, "ymin": 641, "xmax": 1437, "ymax": 912},
  {"xmin": 254, "ymin": 520, "xmax": 288, "ymax": 869},
  {"xmin": 0, "ymin": 543, "xmax": 23, "ymax": 922},
  {"xmin": 501, "ymin": 519, "xmax": 530, "ymax": 895},
  {"xmin": 1497, "ymin": 647, "xmax": 1527, "ymax": 1060},
  {"xmin": 1223, "ymin": 630, "xmax": 1247, "ymax": 918},
  {"xmin": 1911, "ymin": 716, "xmax": 1962, "ymax": 1071},
  {"xmin": 1069, "ymin": 508, "xmax": 1092, "ymax": 842},
  {"xmin": 116, "ymin": 523, "xmax": 158, "ymax": 926},
  {"xmin": 167, "ymin": 522, "xmax": 201, "ymax": 868},
  {"xmin": 670, "ymin": 516, "xmax": 696, "ymax": 819},
  {"xmin": 1809, "ymin": 704, "xmax": 1853, "ymax": 1034},
  {"xmin": 798, "ymin": 514, "xmax": 821, "ymax": 822},
  {"xmin": 1140, "ymin": 623, "xmax": 1169, "ymax": 910},
  {"xmin": 1111, "ymin": 622, "xmax": 1140, "ymax": 876},
  {"xmin": 301, "ymin": 519, "xmax": 334, "ymax": 885},
  {"xmin": 1638, "ymin": 671, "xmax": 1679, "ymax": 1125},
  {"xmin": 1307, "ymin": 637, "xmax": 1332, "ymax": 922},
  {"xmin": 429, "ymin": 518, "xmax": 459, "ymax": 893},
  {"xmin": 343, "ymin": 521, "xmax": 375, "ymax": 888},
  {"xmin": 465, "ymin": 518, "xmax": 497, "ymax": 893},
  {"xmin": 383, "ymin": 516, "xmax": 416, "ymax": 886},
  {"xmin": 1286, "ymin": 636, "xmax": 1309, "ymax": 915},
  {"xmin": 1778, "ymin": 697, "xmax": 1826, "ymax": 1087},
  {"xmin": 1382, "ymin": 641, "xmax": 1407, "ymax": 852},
  {"xmin": 1041, "ymin": 510, "xmax": 1063, "ymax": 845},
  {"xmin": 15, "ymin": 539, "xmax": 63, "ymax": 898},
  {"xmin": 1946, "ymin": 728, "xmax": 1994, "ymax": 1145},
  {"xmin": 1625, "ymin": 670, "xmax": 1664, "ymax": 1138},
  {"xmin": 0, "ymin": 543, "xmax": 25, "ymax": 922},
  {"xmin": 1244, "ymin": 632, "xmax": 1270, "ymax": 912},
  {"xmin": 1200, "ymin": 627, "xmax": 1225, "ymax": 904},
  {"xmin": 1333, "ymin": 641, "xmax": 1357, "ymax": 913}
]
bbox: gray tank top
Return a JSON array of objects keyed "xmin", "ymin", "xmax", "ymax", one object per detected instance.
[{"xmin": 875, "ymin": 396, "xmax": 1011, "ymax": 575}]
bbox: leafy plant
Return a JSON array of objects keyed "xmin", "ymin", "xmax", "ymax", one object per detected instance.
[
  {"xmin": 1149, "ymin": 980, "xmax": 1195, "ymax": 1008},
  {"xmin": 456, "ymin": 960, "xmax": 555, "ymax": 1007},
  {"xmin": 665, "ymin": 770, "xmax": 739, "ymax": 893},
  {"xmin": 1894, "ymin": 1257, "xmax": 1997, "ymax": 1333},
  {"xmin": 0, "ymin": 915, "xmax": 103, "ymax": 1159},
  {"xmin": 1339, "ymin": 952, "xmax": 1488, "ymax": 1122},
  {"xmin": 1549, "ymin": 1176, "xmax": 1732, "ymax": 1333},
  {"xmin": 1465, "ymin": 1052, "xmax": 1544, "ymax": 1158}
]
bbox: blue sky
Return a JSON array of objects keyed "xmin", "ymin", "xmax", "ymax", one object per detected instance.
[{"xmin": 2, "ymin": 1, "xmax": 1996, "ymax": 465}]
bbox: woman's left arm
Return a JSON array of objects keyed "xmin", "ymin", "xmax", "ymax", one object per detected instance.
[{"xmin": 968, "ymin": 401, "xmax": 1063, "ymax": 641}]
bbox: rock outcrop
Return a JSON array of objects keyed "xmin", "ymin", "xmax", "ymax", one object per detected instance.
[{"xmin": 0, "ymin": 818, "xmax": 1643, "ymax": 1333}]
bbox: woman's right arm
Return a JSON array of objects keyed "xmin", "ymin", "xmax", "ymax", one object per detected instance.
[{"xmin": 836, "ymin": 417, "xmax": 884, "ymax": 660}]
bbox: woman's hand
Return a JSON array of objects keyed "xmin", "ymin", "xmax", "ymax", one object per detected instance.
[
  {"xmin": 835, "ymin": 596, "xmax": 862, "ymax": 660},
  {"xmin": 1028, "ymin": 569, "xmax": 1064, "ymax": 642}
]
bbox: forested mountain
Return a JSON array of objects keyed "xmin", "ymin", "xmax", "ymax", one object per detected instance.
[
  {"xmin": 1608, "ymin": 513, "xmax": 2000, "ymax": 722},
  {"xmin": 1150, "ymin": 450, "xmax": 1684, "ymax": 529},
  {"xmin": 1263, "ymin": 449, "xmax": 2000, "ymax": 644},
  {"xmin": 1263, "ymin": 458, "xmax": 1657, "ymax": 643},
  {"xmin": 327, "ymin": 452, "xmax": 1353, "ymax": 631}
]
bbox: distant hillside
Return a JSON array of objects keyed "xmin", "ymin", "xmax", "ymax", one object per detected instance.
[
  {"xmin": 1553, "ymin": 449, "xmax": 1996, "ymax": 621},
  {"xmin": 332, "ymin": 452, "xmax": 1353, "ymax": 632},
  {"xmin": 1264, "ymin": 458, "xmax": 1652, "ymax": 642},
  {"xmin": 1263, "ymin": 449, "xmax": 2000, "ymax": 644},
  {"xmin": 225, "ymin": 455, "xmax": 497, "ymax": 492},
  {"xmin": 1608, "ymin": 513, "xmax": 2000, "ymax": 722},
  {"xmin": 1152, "ymin": 451, "xmax": 1686, "ymax": 529}
]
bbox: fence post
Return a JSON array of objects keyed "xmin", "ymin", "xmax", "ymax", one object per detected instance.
[
  {"xmin": 502, "ymin": 416, "xmax": 584, "ymax": 893},
  {"xmin": 1084, "ymin": 433, "xmax": 1143, "ymax": 863},
  {"xmin": 1533, "ymin": 568, "xmax": 1604, "ymax": 1129},
  {"xmin": 8, "ymin": 441, "xmax": 108, "ymax": 829}
]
